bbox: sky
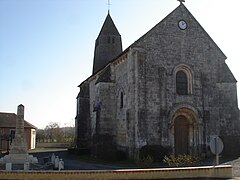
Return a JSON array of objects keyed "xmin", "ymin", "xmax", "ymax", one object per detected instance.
[{"xmin": 0, "ymin": 0, "xmax": 239, "ymax": 129}]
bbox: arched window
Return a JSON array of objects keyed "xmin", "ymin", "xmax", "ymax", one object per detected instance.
[
  {"xmin": 176, "ymin": 70, "xmax": 188, "ymax": 95},
  {"xmin": 174, "ymin": 65, "xmax": 193, "ymax": 95},
  {"xmin": 120, "ymin": 92, "xmax": 124, "ymax": 108}
]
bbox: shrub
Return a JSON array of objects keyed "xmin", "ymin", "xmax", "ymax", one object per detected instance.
[
  {"xmin": 139, "ymin": 145, "xmax": 171, "ymax": 162},
  {"xmin": 163, "ymin": 154, "xmax": 200, "ymax": 167}
]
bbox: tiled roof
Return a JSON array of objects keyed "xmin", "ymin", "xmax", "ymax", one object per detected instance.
[{"xmin": 0, "ymin": 112, "xmax": 37, "ymax": 129}]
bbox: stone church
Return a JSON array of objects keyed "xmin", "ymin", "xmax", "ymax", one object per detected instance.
[{"xmin": 75, "ymin": 3, "xmax": 240, "ymax": 159}]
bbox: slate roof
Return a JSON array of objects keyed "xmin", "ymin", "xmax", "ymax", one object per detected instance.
[
  {"xmin": 95, "ymin": 65, "xmax": 112, "ymax": 84},
  {"xmin": 0, "ymin": 112, "xmax": 37, "ymax": 129},
  {"xmin": 97, "ymin": 13, "xmax": 120, "ymax": 37},
  {"xmin": 77, "ymin": 82, "xmax": 90, "ymax": 98},
  {"xmin": 79, "ymin": 3, "xmax": 232, "ymax": 87}
]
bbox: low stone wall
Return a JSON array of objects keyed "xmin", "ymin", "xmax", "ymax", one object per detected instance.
[
  {"xmin": 0, "ymin": 165, "xmax": 232, "ymax": 180},
  {"xmin": 36, "ymin": 142, "xmax": 71, "ymax": 148}
]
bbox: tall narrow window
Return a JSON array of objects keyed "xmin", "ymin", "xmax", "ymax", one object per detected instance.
[
  {"xmin": 112, "ymin": 37, "xmax": 115, "ymax": 44},
  {"xmin": 176, "ymin": 71, "xmax": 188, "ymax": 95},
  {"xmin": 120, "ymin": 92, "xmax": 124, "ymax": 108}
]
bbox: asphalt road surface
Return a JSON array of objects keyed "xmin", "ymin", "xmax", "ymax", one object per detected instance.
[
  {"xmin": 29, "ymin": 149, "xmax": 240, "ymax": 178},
  {"xmin": 0, "ymin": 149, "xmax": 239, "ymax": 179}
]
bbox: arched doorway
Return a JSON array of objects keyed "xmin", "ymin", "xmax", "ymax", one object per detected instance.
[
  {"xmin": 174, "ymin": 115, "xmax": 189, "ymax": 155},
  {"xmin": 169, "ymin": 107, "xmax": 202, "ymax": 156}
]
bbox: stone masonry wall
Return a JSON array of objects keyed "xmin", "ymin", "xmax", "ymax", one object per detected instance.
[
  {"xmin": 77, "ymin": 4, "xmax": 240, "ymax": 158},
  {"xmin": 126, "ymin": 4, "xmax": 239, "ymax": 155}
]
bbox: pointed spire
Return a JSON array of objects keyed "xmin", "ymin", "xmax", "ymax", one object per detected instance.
[
  {"xmin": 92, "ymin": 13, "xmax": 122, "ymax": 74},
  {"xmin": 97, "ymin": 13, "xmax": 120, "ymax": 37}
]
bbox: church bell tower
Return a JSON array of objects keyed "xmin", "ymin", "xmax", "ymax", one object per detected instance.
[{"xmin": 92, "ymin": 12, "xmax": 122, "ymax": 74}]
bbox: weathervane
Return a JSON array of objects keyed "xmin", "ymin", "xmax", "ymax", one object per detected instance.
[{"xmin": 177, "ymin": 0, "xmax": 185, "ymax": 3}]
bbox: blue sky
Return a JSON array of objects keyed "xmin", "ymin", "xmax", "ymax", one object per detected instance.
[{"xmin": 0, "ymin": 0, "xmax": 240, "ymax": 129}]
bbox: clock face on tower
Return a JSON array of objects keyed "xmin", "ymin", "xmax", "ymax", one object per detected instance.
[{"xmin": 178, "ymin": 20, "xmax": 187, "ymax": 30}]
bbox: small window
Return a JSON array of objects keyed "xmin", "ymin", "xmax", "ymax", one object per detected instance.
[
  {"xmin": 112, "ymin": 37, "xmax": 115, "ymax": 44},
  {"xmin": 176, "ymin": 71, "xmax": 188, "ymax": 95},
  {"xmin": 120, "ymin": 92, "xmax": 124, "ymax": 108}
]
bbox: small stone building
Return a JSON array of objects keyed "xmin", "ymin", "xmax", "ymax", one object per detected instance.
[
  {"xmin": 75, "ymin": 3, "xmax": 240, "ymax": 159},
  {"xmin": 0, "ymin": 110, "xmax": 37, "ymax": 152}
]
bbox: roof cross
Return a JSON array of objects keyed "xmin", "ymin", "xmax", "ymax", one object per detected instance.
[
  {"xmin": 177, "ymin": 0, "xmax": 185, "ymax": 3},
  {"xmin": 107, "ymin": 0, "xmax": 111, "ymax": 13}
]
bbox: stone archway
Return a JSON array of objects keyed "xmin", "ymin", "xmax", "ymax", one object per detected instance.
[
  {"xmin": 170, "ymin": 107, "xmax": 202, "ymax": 156},
  {"xmin": 174, "ymin": 115, "xmax": 190, "ymax": 155}
]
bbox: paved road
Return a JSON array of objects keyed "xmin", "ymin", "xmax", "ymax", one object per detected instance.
[
  {"xmin": 29, "ymin": 149, "xmax": 240, "ymax": 178},
  {"xmin": 1, "ymin": 149, "xmax": 240, "ymax": 179},
  {"xmin": 29, "ymin": 149, "xmax": 127, "ymax": 170}
]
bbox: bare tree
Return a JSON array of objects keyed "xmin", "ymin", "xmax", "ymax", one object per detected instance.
[
  {"xmin": 45, "ymin": 122, "xmax": 61, "ymax": 142},
  {"xmin": 36, "ymin": 121, "xmax": 75, "ymax": 143},
  {"xmin": 36, "ymin": 129, "xmax": 46, "ymax": 142}
]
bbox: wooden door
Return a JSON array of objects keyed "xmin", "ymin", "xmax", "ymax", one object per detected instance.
[{"xmin": 174, "ymin": 115, "xmax": 189, "ymax": 155}]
